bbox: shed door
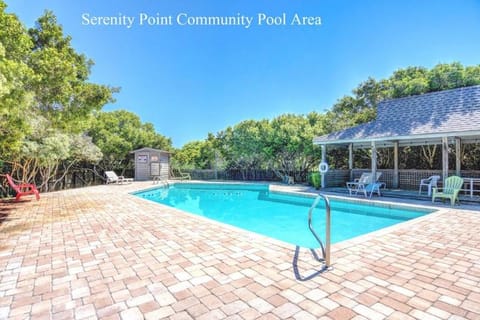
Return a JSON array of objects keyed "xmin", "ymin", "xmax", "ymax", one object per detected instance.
[
  {"xmin": 151, "ymin": 162, "xmax": 161, "ymax": 176},
  {"xmin": 135, "ymin": 153, "xmax": 149, "ymax": 180}
]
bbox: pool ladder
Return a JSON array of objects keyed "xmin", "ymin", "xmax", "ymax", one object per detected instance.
[
  {"xmin": 152, "ymin": 177, "xmax": 169, "ymax": 187},
  {"xmin": 308, "ymin": 194, "xmax": 331, "ymax": 267}
]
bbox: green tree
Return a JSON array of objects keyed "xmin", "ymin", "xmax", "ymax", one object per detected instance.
[
  {"xmin": 265, "ymin": 114, "xmax": 322, "ymax": 180},
  {"xmin": 325, "ymin": 77, "xmax": 386, "ymax": 132},
  {"xmin": 428, "ymin": 62, "xmax": 466, "ymax": 92},
  {"xmin": 217, "ymin": 120, "xmax": 270, "ymax": 179},
  {"xmin": 88, "ymin": 110, "xmax": 172, "ymax": 170},
  {"xmin": 12, "ymin": 116, "xmax": 102, "ymax": 190},
  {"xmin": 0, "ymin": 1, "xmax": 31, "ymax": 60},
  {"xmin": 172, "ymin": 133, "xmax": 225, "ymax": 173},
  {"xmin": 0, "ymin": 2, "xmax": 34, "ymax": 156},
  {"xmin": 172, "ymin": 141, "xmax": 205, "ymax": 170},
  {"xmin": 1, "ymin": 4, "xmax": 117, "ymax": 188},
  {"xmin": 388, "ymin": 66, "xmax": 429, "ymax": 98},
  {"xmin": 27, "ymin": 11, "xmax": 115, "ymax": 133},
  {"xmin": 464, "ymin": 65, "xmax": 480, "ymax": 86}
]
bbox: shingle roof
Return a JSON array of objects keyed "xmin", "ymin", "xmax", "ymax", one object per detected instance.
[
  {"xmin": 130, "ymin": 147, "xmax": 171, "ymax": 154},
  {"xmin": 313, "ymin": 85, "xmax": 480, "ymax": 146}
]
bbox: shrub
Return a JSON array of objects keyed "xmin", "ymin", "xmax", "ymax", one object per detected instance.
[{"xmin": 310, "ymin": 172, "xmax": 321, "ymax": 189}]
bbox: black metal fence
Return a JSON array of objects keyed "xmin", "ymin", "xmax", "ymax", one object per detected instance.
[
  {"xmin": 1, "ymin": 167, "xmax": 135, "ymax": 197},
  {"xmin": 184, "ymin": 168, "xmax": 480, "ymax": 191},
  {"xmin": 185, "ymin": 169, "xmax": 311, "ymax": 183},
  {"xmin": 4, "ymin": 165, "xmax": 479, "ymax": 198}
]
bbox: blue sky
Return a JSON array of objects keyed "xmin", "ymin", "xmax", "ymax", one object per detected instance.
[{"xmin": 5, "ymin": 0, "xmax": 480, "ymax": 147}]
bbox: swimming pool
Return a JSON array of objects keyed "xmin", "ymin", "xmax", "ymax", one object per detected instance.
[{"xmin": 134, "ymin": 183, "xmax": 435, "ymax": 248}]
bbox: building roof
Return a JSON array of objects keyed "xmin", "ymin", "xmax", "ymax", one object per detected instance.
[
  {"xmin": 313, "ymin": 85, "xmax": 480, "ymax": 148},
  {"xmin": 130, "ymin": 147, "xmax": 171, "ymax": 154}
]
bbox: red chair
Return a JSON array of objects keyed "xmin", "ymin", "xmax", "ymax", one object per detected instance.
[{"xmin": 5, "ymin": 174, "xmax": 40, "ymax": 201}]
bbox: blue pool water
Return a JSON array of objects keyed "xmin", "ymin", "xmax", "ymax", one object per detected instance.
[{"xmin": 134, "ymin": 183, "xmax": 435, "ymax": 248}]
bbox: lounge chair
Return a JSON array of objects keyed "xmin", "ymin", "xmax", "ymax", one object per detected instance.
[
  {"xmin": 346, "ymin": 172, "xmax": 369, "ymax": 194},
  {"xmin": 346, "ymin": 172, "xmax": 382, "ymax": 198},
  {"xmin": 432, "ymin": 176, "xmax": 464, "ymax": 206},
  {"xmin": 5, "ymin": 174, "xmax": 40, "ymax": 201},
  {"xmin": 419, "ymin": 175, "xmax": 441, "ymax": 196},
  {"xmin": 364, "ymin": 182, "xmax": 384, "ymax": 198},
  {"xmin": 105, "ymin": 171, "xmax": 134, "ymax": 184},
  {"xmin": 170, "ymin": 168, "xmax": 191, "ymax": 180}
]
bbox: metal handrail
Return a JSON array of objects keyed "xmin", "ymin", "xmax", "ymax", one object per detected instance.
[{"xmin": 308, "ymin": 194, "xmax": 331, "ymax": 266}]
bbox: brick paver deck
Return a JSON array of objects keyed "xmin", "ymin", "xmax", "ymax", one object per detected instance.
[{"xmin": 1, "ymin": 182, "xmax": 479, "ymax": 319}]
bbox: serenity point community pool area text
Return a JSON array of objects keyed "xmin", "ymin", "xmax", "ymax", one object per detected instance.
[{"xmin": 80, "ymin": 12, "xmax": 322, "ymax": 29}]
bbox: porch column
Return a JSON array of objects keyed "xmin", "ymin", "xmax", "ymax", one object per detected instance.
[
  {"xmin": 348, "ymin": 143, "xmax": 353, "ymax": 181},
  {"xmin": 371, "ymin": 141, "xmax": 377, "ymax": 178},
  {"xmin": 455, "ymin": 137, "xmax": 461, "ymax": 176},
  {"xmin": 442, "ymin": 136, "xmax": 449, "ymax": 183},
  {"xmin": 321, "ymin": 144, "xmax": 326, "ymax": 188},
  {"xmin": 393, "ymin": 141, "xmax": 399, "ymax": 189}
]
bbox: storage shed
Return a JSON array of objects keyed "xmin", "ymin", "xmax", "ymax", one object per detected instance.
[{"xmin": 131, "ymin": 148, "xmax": 171, "ymax": 181}]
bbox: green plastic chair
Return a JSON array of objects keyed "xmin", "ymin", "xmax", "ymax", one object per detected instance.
[{"xmin": 432, "ymin": 176, "xmax": 464, "ymax": 206}]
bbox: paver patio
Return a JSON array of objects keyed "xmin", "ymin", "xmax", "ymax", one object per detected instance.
[{"xmin": 0, "ymin": 181, "xmax": 479, "ymax": 319}]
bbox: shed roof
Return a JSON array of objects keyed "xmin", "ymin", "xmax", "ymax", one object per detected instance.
[
  {"xmin": 130, "ymin": 147, "xmax": 171, "ymax": 154},
  {"xmin": 313, "ymin": 85, "xmax": 480, "ymax": 148}
]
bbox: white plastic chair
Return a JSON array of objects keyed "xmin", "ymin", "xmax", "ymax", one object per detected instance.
[
  {"xmin": 105, "ymin": 171, "xmax": 133, "ymax": 184},
  {"xmin": 419, "ymin": 175, "xmax": 440, "ymax": 196},
  {"xmin": 346, "ymin": 172, "xmax": 382, "ymax": 197}
]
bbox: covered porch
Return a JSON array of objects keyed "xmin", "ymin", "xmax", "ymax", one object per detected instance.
[
  {"xmin": 313, "ymin": 85, "xmax": 480, "ymax": 199},
  {"xmin": 320, "ymin": 180, "xmax": 480, "ymax": 205}
]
